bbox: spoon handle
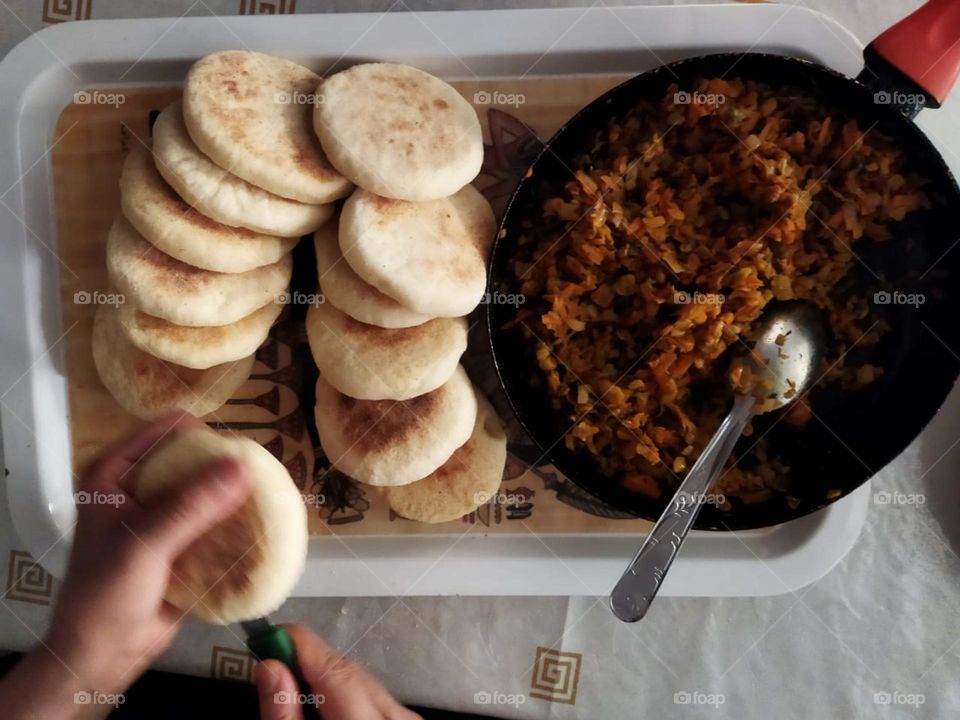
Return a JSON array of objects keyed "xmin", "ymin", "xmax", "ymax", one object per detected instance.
[{"xmin": 609, "ymin": 394, "xmax": 754, "ymax": 622}]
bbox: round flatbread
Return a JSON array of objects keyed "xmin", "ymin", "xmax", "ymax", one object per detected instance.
[
  {"xmin": 133, "ymin": 428, "xmax": 308, "ymax": 625},
  {"xmin": 117, "ymin": 301, "xmax": 281, "ymax": 370},
  {"xmin": 314, "ymin": 63, "xmax": 483, "ymax": 201},
  {"xmin": 384, "ymin": 391, "xmax": 507, "ymax": 523},
  {"xmin": 153, "ymin": 101, "xmax": 333, "ymax": 237},
  {"xmin": 182, "ymin": 51, "xmax": 352, "ymax": 204},
  {"xmin": 106, "ymin": 215, "xmax": 292, "ymax": 327},
  {"xmin": 314, "ymin": 364, "xmax": 477, "ymax": 486},
  {"xmin": 120, "ymin": 147, "xmax": 298, "ymax": 273},
  {"xmin": 340, "ymin": 185, "xmax": 495, "ymax": 317},
  {"xmin": 314, "ymin": 218, "xmax": 431, "ymax": 328},
  {"xmin": 92, "ymin": 303, "xmax": 254, "ymax": 420},
  {"xmin": 306, "ymin": 300, "xmax": 466, "ymax": 401}
]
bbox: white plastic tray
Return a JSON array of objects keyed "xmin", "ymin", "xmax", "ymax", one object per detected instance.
[{"xmin": 0, "ymin": 3, "xmax": 871, "ymax": 596}]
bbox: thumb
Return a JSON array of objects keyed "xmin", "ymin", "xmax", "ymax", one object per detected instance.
[
  {"xmin": 281, "ymin": 624, "xmax": 417, "ymax": 718},
  {"xmin": 134, "ymin": 458, "xmax": 251, "ymax": 559},
  {"xmin": 255, "ymin": 660, "xmax": 302, "ymax": 720}
]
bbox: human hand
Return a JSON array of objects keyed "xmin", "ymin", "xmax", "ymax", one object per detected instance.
[
  {"xmin": 44, "ymin": 414, "xmax": 251, "ymax": 694},
  {"xmin": 254, "ymin": 624, "xmax": 422, "ymax": 720}
]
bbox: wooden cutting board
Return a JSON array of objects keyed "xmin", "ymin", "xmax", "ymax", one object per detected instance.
[{"xmin": 53, "ymin": 74, "xmax": 658, "ymax": 536}]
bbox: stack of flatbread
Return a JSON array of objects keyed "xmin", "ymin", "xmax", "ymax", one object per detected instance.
[
  {"xmin": 90, "ymin": 51, "xmax": 508, "ymax": 525},
  {"xmin": 307, "ymin": 63, "xmax": 508, "ymax": 523},
  {"xmin": 94, "ymin": 51, "xmax": 349, "ymax": 420}
]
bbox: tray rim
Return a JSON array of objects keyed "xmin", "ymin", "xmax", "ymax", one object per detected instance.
[{"xmin": 0, "ymin": 2, "xmax": 869, "ymax": 596}]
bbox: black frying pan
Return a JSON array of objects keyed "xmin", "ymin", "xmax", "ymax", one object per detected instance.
[{"xmin": 486, "ymin": 0, "xmax": 960, "ymax": 530}]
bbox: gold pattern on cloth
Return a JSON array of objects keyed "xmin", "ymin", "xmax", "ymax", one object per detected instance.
[
  {"xmin": 210, "ymin": 646, "xmax": 254, "ymax": 682},
  {"xmin": 529, "ymin": 647, "xmax": 582, "ymax": 705},
  {"xmin": 41, "ymin": 0, "xmax": 92, "ymax": 23},
  {"xmin": 238, "ymin": 0, "xmax": 296, "ymax": 14},
  {"xmin": 4, "ymin": 550, "xmax": 53, "ymax": 605}
]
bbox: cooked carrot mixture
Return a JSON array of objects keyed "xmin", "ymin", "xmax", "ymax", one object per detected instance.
[{"xmin": 510, "ymin": 78, "xmax": 927, "ymax": 504}]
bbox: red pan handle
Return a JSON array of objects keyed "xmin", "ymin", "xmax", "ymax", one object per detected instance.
[{"xmin": 869, "ymin": 0, "xmax": 960, "ymax": 105}]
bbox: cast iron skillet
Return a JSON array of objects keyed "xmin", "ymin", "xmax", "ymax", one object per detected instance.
[{"xmin": 486, "ymin": 0, "xmax": 960, "ymax": 530}]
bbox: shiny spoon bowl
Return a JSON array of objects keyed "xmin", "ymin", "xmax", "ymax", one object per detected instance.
[{"xmin": 609, "ymin": 302, "xmax": 825, "ymax": 622}]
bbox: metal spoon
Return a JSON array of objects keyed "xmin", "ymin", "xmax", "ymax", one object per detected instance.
[{"xmin": 609, "ymin": 302, "xmax": 824, "ymax": 622}]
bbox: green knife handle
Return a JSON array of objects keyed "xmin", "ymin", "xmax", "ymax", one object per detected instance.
[
  {"xmin": 247, "ymin": 625, "xmax": 300, "ymax": 670},
  {"xmin": 247, "ymin": 626, "xmax": 321, "ymax": 719}
]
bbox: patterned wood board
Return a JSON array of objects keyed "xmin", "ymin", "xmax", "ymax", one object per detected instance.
[{"xmin": 52, "ymin": 74, "xmax": 668, "ymax": 537}]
